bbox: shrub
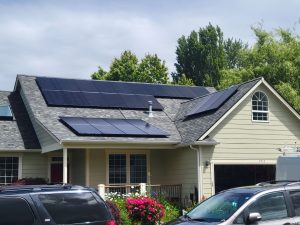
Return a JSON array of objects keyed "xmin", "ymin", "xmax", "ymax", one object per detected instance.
[
  {"xmin": 126, "ymin": 196, "xmax": 164, "ymax": 225},
  {"xmin": 14, "ymin": 177, "xmax": 47, "ymax": 185},
  {"xmin": 106, "ymin": 193, "xmax": 131, "ymax": 225},
  {"xmin": 157, "ymin": 196, "xmax": 181, "ymax": 223},
  {"xmin": 106, "ymin": 201, "xmax": 122, "ymax": 225}
]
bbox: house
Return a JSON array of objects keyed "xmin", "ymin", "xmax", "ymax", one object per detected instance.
[{"xmin": 0, "ymin": 75, "xmax": 299, "ymax": 204}]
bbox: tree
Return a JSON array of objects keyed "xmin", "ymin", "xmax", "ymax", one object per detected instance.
[
  {"xmin": 136, "ymin": 54, "xmax": 168, "ymax": 83},
  {"xmin": 174, "ymin": 23, "xmax": 239, "ymax": 87},
  {"xmin": 92, "ymin": 51, "xmax": 169, "ymax": 84},
  {"xmin": 219, "ymin": 26, "xmax": 300, "ymax": 112}
]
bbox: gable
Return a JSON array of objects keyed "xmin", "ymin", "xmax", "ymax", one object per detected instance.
[{"xmin": 209, "ymin": 83, "xmax": 300, "ymax": 151}]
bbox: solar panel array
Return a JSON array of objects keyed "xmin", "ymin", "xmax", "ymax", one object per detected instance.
[
  {"xmin": 36, "ymin": 77, "xmax": 209, "ymax": 99},
  {"xmin": 60, "ymin": 117, "xmax": 169, "ymax": 137},
  {"xmin": 186, "ymin": 85, "xmax": 239, "ymax": 117},
  {"xmin": 42, "ymin": 90, "xmax": 163, "ymax": 110}
]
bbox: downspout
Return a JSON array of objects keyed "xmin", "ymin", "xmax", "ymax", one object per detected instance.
[{"xmin": 189, "ymin": 145, "xmax": 202, "ymax": 203}]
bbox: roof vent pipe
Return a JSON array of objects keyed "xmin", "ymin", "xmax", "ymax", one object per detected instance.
[{"xmin": 148, "ymin": 101, "xmax": 153, "ymax": 117}]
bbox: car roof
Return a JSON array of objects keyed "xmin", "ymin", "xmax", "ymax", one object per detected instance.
[
  {"xmin": 220, "ymin": 181, "xmax": 300, "ymax": 195},
  {"xmin": 0, "ymin": 184, "xmax": 92, "ymax": 195}
]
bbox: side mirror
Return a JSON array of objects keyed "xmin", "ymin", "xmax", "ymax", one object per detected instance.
[{"xmin": 247, "ymin": 212, "xmax": 262, "ymax": 223}]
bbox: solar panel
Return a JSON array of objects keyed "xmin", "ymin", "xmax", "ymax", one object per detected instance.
[
  {"xmin": 41, "ymin": 90, "xmax": 163, "ymax": 110},
  {"xmin": 60, "ymin": 117, "xmax": 169, "ymax": 137},
  {"xmin": 186, "ymin": 85, "xmax": 239, "ymax": 117},
  {"xmin": 36, "ymin": 77, "xmax": 209, "ymax": 99}
]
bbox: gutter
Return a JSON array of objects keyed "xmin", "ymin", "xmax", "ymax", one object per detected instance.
[{"xmin": 60, "ymin": 139, "xmax": 180, "ymax": 149}]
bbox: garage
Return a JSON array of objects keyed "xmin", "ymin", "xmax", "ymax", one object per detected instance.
[{"xmin": 214, "ymin": 165, "xmax": 276, "ymax": 193}]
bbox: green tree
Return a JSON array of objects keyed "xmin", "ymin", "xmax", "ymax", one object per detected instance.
[
  {"xmin": 108, "ymin": 50, "xmax": 139, "ymax": 82},
  {"xmin": 219, "ymin": 26, "xmax": 300, "ymax": 112},
  {"xmin": 136, "ymin": 54, "xmax": 168, "ymax": 83},
  {"xmin": 174, "ymin": 23, "xmax": 229, "ymax": 87},
  {"xmin": 92, "ymin": 51, "xmax": 169, "ymax": 84}
]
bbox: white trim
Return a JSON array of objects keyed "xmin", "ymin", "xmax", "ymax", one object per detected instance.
[
  {"xmin": 199, "ymin": 79, "xmax": 263, "ymax": 140},
  {"xmin": 63, "ymin": 148, "xmax": 68, "ymax": 184},
  {"xmin": 105, "ymin": 149, "xmax": 150, "ymax": 185},
  {"xmin": 210, "ymin": 159, "xmax": 276, "ymax": 195},
  {"xmin": 251, "ymin": 90, "xmax": 269, "ymax": 123}
]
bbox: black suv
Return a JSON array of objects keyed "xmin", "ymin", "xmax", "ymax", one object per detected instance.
[
  {"xmin": 0, "ymin": 184, "xmax": 115, "ymax": 225},
  {"xmin": 166, "ymin": 181, "xmax": 300, "ymax": 225}
]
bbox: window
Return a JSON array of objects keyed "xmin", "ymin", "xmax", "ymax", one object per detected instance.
[
  {"xmin": 248, "ymin": 192, "xmax": 288, "ymax": 221},
  {"xmin": 0, "ymin": 105, "xmax": 13, "ymax": 120},
  {"xmin": 289, "ymin": 191, "xmax": 300, "ymax": 216},
  {"xmin": 0, "ymin": 157, "xmax": 19, "ymax": 185},
  {"xmin": 39, "ymin": 192, "xmax": 110, "ymax": 224},
  {"xmin": 252, "ymin": 91, "xmax": 269, "ymax": 122},
  {"xmin": 0, "ymin": 197, "xmax": 34, "ymax": 225},
  {"xmin": 108, "ymin": 153, "xmax": 147, "ymax": 184}
]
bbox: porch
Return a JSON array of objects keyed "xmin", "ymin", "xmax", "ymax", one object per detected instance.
[{"xmin": 47, "ymin": 145, "xmax": 198, "ymax": 205}]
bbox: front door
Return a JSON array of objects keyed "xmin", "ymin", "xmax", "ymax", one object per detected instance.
[
  {"xmin": 51, "ymin": 163, "xmax": 63, "ymax": 184},
  {"xmin": 50, "ymin": 157, "xmax": 70, "ymax": 184}
]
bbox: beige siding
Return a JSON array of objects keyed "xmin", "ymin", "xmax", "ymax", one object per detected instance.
[
  {"xmin": 162, "ymin": 148, "xmax": 198, "ymax": 203},
  {"xmin": 201, "ymin": 84, "xmax": 300, "ymax": 197},
  {"xmin": 70, "ymin": 149, "xmax": 86, "ymax": 186},
  {"xmin": 89, "ymin": 149, "xmax": 106, "ymax": 188},
  {"xmin": 0, "ymin": 152, "xmax": 47, "ymax": 180},
  {"xmin": 22, "ymin": 152, "xmax": 48, "ymax": 178}
]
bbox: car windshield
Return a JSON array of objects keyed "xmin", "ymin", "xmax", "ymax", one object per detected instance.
[{"xmin": 187, "ymin": 191, "xmax": 254, "ymax": 222}]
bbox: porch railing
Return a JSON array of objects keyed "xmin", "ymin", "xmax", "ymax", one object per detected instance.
[{"xmin": 98, "ymin": 183, "xmax": 182, "ymax": 205}]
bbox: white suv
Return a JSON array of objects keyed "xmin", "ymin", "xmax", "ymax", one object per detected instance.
[{"xmin": 166, "ymin": 181, "xmax": 300, "ymax": 225}]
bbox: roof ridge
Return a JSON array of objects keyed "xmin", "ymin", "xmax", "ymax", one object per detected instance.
[
  {"xmin": 17, "ymin": 74, "xmax": 209, "ymax": 88},
  {"xmin": 181, "ymin": 77, "xmax": 263, "ymax": 104}
]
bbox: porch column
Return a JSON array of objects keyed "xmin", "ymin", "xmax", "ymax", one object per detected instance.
[
  {"xmin": 85, "ymin": 149, "xmax": 90, "ymax": 186},
  {"xmin": 63, "ymin": 147, "xmax": 68, "ymax": 184},
  {"xmin": 197, "ymin": 147, "xmax": 203, "ymax": 203}
]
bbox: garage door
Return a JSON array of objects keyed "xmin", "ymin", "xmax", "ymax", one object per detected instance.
[{"xmin": 214, "ymin": 165, "xmax": 275, "ymax": 193}]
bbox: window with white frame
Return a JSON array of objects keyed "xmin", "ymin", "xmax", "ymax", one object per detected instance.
[
  {"xmin": 252, "ymin": 91, "xmax": 269, "ymax": 122},
  {"xmin": 0, "ymin": 157, "xmax": 19, "ymax": 185},
  {"xmin": 108, "ymin": 153, "xmax": 147, "ymax": 184}
]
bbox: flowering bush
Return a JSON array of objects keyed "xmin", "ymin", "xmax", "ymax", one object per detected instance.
[{"xmin": 126, "ymin": 196, "xmax": 164, "ymax": 225}]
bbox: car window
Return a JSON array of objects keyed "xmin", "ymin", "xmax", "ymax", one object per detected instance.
[
  {"xmin": 248, "ymin": 192, "xmax": 288, "ymax": 221},
  {"xmin": 289, "ymin": 190, "xmax": 300, "ymax": 216},
  {"xmin": 38, "ymin": 192, "xmax": 110, "ymax": 225},
  {"xmin": 0, "ymin": 197, "xmax": 35, "ymax": 225},
  {"xmin": 187, "ymin": 191, "xmax": 253, "ymax": 222}
]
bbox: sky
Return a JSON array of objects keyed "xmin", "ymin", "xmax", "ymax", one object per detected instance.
[{"xmin": 0, "ymin": 0, "xmax": 300, "ymax": 91}]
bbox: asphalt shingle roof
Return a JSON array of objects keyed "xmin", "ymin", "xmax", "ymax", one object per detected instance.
[
  {"xmin": 175, "ymin": 78, "xmax": 261, "ymax": 144},
  {"xmin": 18, "ymin": 75, "xmax": 203, "ymax": 145},
  {"xmin": 0, "ymin": 91, "xmax": 40, "ymax": 150}
]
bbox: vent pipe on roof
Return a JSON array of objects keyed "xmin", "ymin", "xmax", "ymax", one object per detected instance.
[{"xmin": 148, "ymin": 101, "xmax": 153, "ymax": 117}]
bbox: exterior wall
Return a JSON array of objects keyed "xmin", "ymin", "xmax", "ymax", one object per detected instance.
[
  {"xmin": 22, "ymin": 152, "xmax": 48, "ymax": 179},
  {"xmin": 70, "ymin": 149, "xmax": 85, "ymax": 186},
  {"xmin": 0, "ymin": 152, "xmax": 48, "ymax": 180},
  {"xmin": 161, "ymin": 148, "xmax": 198, "ymax": 204},
  {"xmin": 202, "ymin": 84, "xmax": 300, "ymax": 197},
  {"xmin": 89, "ymin": 149, "xmax": 106, "ymax": 188}
]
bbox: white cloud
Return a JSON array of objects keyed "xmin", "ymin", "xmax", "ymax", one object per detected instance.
[{"xmin": 0, "ymin": 0, "xmax": 299, "ymax": 90}]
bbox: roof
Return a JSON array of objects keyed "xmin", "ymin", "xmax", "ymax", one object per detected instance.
[
  {"xmin": 14, "ymin": 74, "xmax": 299, "ymax": 150},
  {"xmin": 175, "ymin": 78, "xmax": 262, "ymax": 144},
  {"xmin": 0, "ymin": 91, "xmax": 40, "ymax": 150},
  {"xmin": 17, "ymin": 75, "xmax": 213, "ymax": 150}
]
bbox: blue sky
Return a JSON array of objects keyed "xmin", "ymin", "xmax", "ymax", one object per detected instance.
[{"xmin": 0, "ymin": 0, "xmax": 300, "ymax": 90}]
